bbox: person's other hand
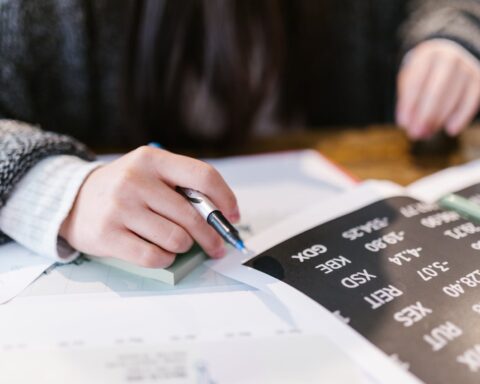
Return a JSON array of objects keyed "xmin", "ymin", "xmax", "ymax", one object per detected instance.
[
  {"xmin": 396, "ymin": 40, "xmax": 480, "ymax": 140},
  {"xmin": 59, "ymin": 146, "xmax": 240, "ymax": 268}
]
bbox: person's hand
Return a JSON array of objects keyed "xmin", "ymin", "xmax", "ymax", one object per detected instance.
[
  {"xmin": 59, "ymin": 146, "xmax": 240, "ymax": 268},
  {"xmin": 396, "ymin": 40, "xmax": 480, "ymax": 140}
]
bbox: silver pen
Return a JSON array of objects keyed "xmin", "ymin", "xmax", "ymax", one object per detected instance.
[{"xmin": 177, "ymin": 187, "xmax": 249, "ymax": 254}]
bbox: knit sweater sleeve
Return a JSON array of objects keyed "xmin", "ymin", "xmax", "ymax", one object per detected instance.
[
  {"xmin": 0, "ymin": 119, "xmax": 95, "ymax": 244},
  {"xmin": 402, "ymin": 0, "xmax": 480, "ymax": 60}
]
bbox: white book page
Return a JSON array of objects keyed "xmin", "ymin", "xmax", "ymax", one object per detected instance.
[{"xmin": 407, "ymin": 159, "xmax": 480, "ymax": 202}]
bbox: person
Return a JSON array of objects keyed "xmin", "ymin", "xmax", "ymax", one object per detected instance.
[{"xmin": 0, "ymin": 0, "xmax": 479, "ymax": 268}]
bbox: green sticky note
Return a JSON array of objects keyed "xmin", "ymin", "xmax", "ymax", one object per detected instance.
[{"xmin": 87, "ymin": 245, "xmax": 206, "ymax": 285}]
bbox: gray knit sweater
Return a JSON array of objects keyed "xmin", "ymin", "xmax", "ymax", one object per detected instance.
[{"xmin": 1, "ymin": 0, "xmax": 480, "ymax": 243}]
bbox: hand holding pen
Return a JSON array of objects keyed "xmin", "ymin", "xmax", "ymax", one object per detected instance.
[
  {"xmin": 177, "ymin": 187, "xmax": 248, "ymax": 254},
  {"xmin": 60, "ymin": 145, "xmax": 243, "ymax": 268},
  {"xmin": 150, "ymin": 143, "xmax": 248, "ymax": 254}
]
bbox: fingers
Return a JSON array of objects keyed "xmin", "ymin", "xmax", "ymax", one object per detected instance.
[
  {"xmin": 138, "ymin": 180, "xmax": 226, "ymax": 258},
  {"xmin": 397, "ymin": 51, "xmax": 434, "ymax": 131},
  {"xmin": 63, "ymin": 146, "xmax": 237, "ymax": 267},
  {"xmin": 446, "ymin": 82, "xmax": 480, "ymax": 136},
  {"xmin": 396, "ymin": 40, "xmax": 480, "ymax": 140},
  {"xmin": 407, "ymin": 57, "xmax": 459, "ymax": 139},
  {"xmin": 150, "ymin": 150, "xmax": 240, "ymax": 221},
  {"xmin": 432, "ymin": 68, "xmax": 468, "ymax": 132},
  {"xmin": 107, "ymin": 229, "xmax": 176, "ymax": 268},
  {"xmin": 124, "ymin": 208, "xmax": 194, "ymax": 254}
]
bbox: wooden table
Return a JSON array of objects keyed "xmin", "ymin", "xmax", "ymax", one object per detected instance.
[
  {"xmin": 238, "ymin": 125, "xmax": 480, "ymax": 186},
  {"xmin": 98, "ymin": 124, "xmax": 480, "ymax": 186}
]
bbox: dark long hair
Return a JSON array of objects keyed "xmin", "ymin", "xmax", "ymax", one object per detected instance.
[{"xmin": 124, "ymin": 0, "xmax": 285, "ymax": 149}]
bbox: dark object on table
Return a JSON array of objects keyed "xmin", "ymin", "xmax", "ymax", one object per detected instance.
[{"xmin": 410, "ymin": 131, "xmax": 459, "ymax": 156}]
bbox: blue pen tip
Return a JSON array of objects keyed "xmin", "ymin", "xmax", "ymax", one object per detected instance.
[{"xmin": 235, "ymin": 240, "xmax": 250, "ymax": 255}]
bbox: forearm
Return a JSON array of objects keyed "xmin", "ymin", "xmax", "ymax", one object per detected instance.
[
  {"xmin": 0, "ymin": 119, "xmax": 96, "ymax": 256},
  {"xmin": 0, "ymin": 155, "xmax": 103, "ymax": 261}
]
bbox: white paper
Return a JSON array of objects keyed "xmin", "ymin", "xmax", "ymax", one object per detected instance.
[
  {"xmin": 0, "ymin": 243, "xmax": 54, "ymax": 304},
  {"xmin": 0, "ymin": 293, "xmax": 365, "ymax": 383},
  {"xmin": 407, "ymin": 159, "xmax": 480, "ymax": 202},
  {"xmin": 0, "ymin": 334, "xmax": 362, "ymax": 384}
]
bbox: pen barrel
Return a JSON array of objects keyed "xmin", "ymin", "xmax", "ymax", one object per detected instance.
[
  {"xmin": 177, "ymin": 187, "xmax": 216, "ymax": 219},
  {"xmin": 177, "ymin": 187, "xmax": 244, "ymax": 249},
  {"xmin": 207, "ymin": 211, "xmax": 241, "ymax": 246}
]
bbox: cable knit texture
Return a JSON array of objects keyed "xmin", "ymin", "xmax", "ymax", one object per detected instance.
[{"xmin": 0, "ymin": 120, "xmax": 94, "ymax": 244}]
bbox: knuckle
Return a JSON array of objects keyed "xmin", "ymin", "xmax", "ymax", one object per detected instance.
[
  {"xmin": 113, "ymin": 167, "xmax": 137, "ymax": 192},
  {"xmin": 196, "ymin": 163, "xmax": 219, "ymax": 187},
  {"xmin": 109, "ymin": 187, "xmax": 129, "ymax": 210},
  {"xmin": 164, "ymin": 226, "xmax": 193, "ymax": 253},
  {"xmin": 131, "ymin": 145, "xmax": 154, "ymax": 162},
  {"xmin": 103, "ymin": 199, "xmax": 123, "ymax": 221}
]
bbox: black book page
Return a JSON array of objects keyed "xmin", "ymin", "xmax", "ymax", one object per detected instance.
[{"xmin": 245, "ymin": 193, "xmax": 480, "ymax": 383}]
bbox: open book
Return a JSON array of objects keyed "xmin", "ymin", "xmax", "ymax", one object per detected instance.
[{"xmin": 211, "ymin": 159, "xmax": 480, "ymax": 384}]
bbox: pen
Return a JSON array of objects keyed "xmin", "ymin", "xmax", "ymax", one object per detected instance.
[
  {"xmin": 177, "ymin": 187, "xmax": 249, "ymax": 254},
  {"xmin": 148, "ymin": 142, "xmax": 249, "ymax": 254}
]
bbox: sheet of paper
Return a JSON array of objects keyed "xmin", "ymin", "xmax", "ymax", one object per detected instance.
[
  {"xmin": 0, "ymin": 293, "xmax": 365, "ymax": 383},
  {"xmin": 0, "ymin": 333, "xmax": 362, "ymax": 384},
  {"xmin": 210, "ymin": 181, "xmax": 422, "ymax": 384},
  {"xmin": 0, "ymin": 243, "xmax": 54, "ymax": 304}
]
